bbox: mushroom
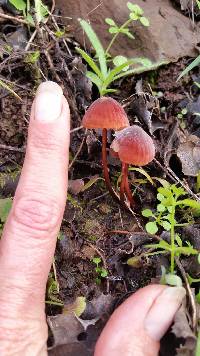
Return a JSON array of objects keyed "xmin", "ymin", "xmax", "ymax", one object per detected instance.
[
  {"xmin": 111, "ymin": 125, "xmax": 155, "ymax": 207},
  {"xmin": 82, "ymin": 97, "xmax": 129, "ymax": 203}
]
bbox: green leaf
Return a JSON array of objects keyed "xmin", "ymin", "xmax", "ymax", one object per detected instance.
[
  {"xmin": 196, "ymin": 171, "xmax": 200, "ymax": 192},
  {"xmin": 0, "ymin": 198, "xmax": 12, "ymax": 223},
  {"xmin": 165, "ymin": 274, "xmax": 183, "ymax": 287},
  {"xmin": 92, "ymin": 257, "xmax": 101, "ymax": 266},
  {"xmin": 78, "ymin": 19, "xmax": 107, "ymax": 78},
  {"xmin": 34, "ymin": 0, "xmax": 49, "ymax": 23},
  {"xmin": 76, "ymin": 48, "xmax": 103, "ymax": 79},
  {"xmin": 113, "ymin": 55, "xmax": 129, "ymax": 71},
  {"xmin": 157, "ymin": 204, "xmax": 166, "ymax": 212},
  {"xmin": 105, "ymin": 18, "xmax": 116, "ymax": 26},
  {"xmin": 177, "ymin": 55, "xmax": 200, "ymax": 81},
  {"xmin": 175, "ymin": 234, "xmax": 183, "ymax": 247},
  {"xmin": 177, "ymin": 199, "xmax": 200, "ymax": 210},
  {"xmin": 140, "ymin": 16, "xmax": 149, "ymax": 26},
  {"xmin": 86, "ymin": 71, "xmax": 102, "ymax": 92},
  {"xmin": 129, "ymin": 12, "xmax": 139, "ymax": 20},
  {"xmin": 157, "ymin": 193, "xmax": 164, "ymax": 201},
  {"xmin": 124, "ymin": 30, "xmax": 135, "ymax": 39},
  {"xmin": 158, "ymin": 187, "xmax": 172, "ymax": 198},
  {"xmin": 187, "ymin": 274, "xmax": 200, "ymax": 285},
  {"xmin": 153, "ymin": 177, "xmax": 170, "ymax": 188},
  {"xmin": 198, "ymin": 253, "xmax": 200, "ymax": 264},
  {"xmin": 142, "ymin": 209, "xmax": 153, "ymax": 217},
  {"xmin": 127, "ymin": 2, "xmax": 144, "ymax": 15},
  {"xmin": 80, "ymin": 176, "xmax": 104, "ymax": 192},
  {"xmin": 109, "ymin": 27, "xmax": 119, "ymax": 34},
  {"xmin": 161, "ymin": 221, "xmax": 171, "ymax": 231},
  {"xmin": 9, "ymin": 0, "xmax": 26, "ymax": 11},
  {"xmin": 100, "ymin": 268, "xmax": 108, "ymax": 278},
  {"xmin": 145, "ymin": 221, "xmax": 158, "ymax": 235},
  {"xmin": 129, "ymin": 167, "xmax": 154, "ymax": 185}
]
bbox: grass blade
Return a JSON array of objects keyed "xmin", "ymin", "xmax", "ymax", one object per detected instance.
[
  {"xmin": 177, "ymin": 55, "xmax": 200, "ymax": 81},
  {"xmin": 0, "ymin": 79, "xmax": 22, "ymax": 101},
  {"xmin": 79, "ymin": 19, "xmax": 107, "ymax": 78},
  {"xmin": 76, "ymin": 48, "xmax": 103, "ymax": 79}
]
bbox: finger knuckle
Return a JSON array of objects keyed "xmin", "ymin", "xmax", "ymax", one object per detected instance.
[{"xmin": 13, "ymin": 196, "xmax": 61, "ymax": 234}]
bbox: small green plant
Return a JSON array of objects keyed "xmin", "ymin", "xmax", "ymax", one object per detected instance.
[
  {"xmin": 196, "ymin": 0, "xmax": 200, "ymax": 10},
  {"xmin": 142, "ymin": 183, "xmax": 200, "ymax": 274},
  {"xmin": 9, "ymin": 0, "xmax": 48, "ymax": 26},
  {"xmin": 46, "ymin": 272, "xmax": 63, "ymax": 306},
  {"xmin": 92, "ymin": 257, "xmax": 108, "ymax": 284},
  {"xmin": 77, "ymin": 2, "xmax": 152, "ymax": 96},
  {"xmin": 177, "ymin": 108, "xmax": 187, "ymax": 129}
]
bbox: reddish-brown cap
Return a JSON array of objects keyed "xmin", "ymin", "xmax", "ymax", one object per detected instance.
[
  {"xmin": 111, "ymin": 125, "xmax": 155, "ymax": 166},
  {"xmin": 82, "ymin": 97, "xmax": 129, "ymax": 130}
]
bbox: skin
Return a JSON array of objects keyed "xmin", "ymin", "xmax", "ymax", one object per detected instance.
[{"xmin": 0, "ymin": 82, "xmax": 185, "ymax": 355}]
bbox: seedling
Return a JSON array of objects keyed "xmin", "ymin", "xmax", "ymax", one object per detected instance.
[
  {"xmin": 82, "ymin": 97, "xmax": 129, "ymax": 203},
  {"xmin": 92, "ymin": 257, "xmax": 108, "ymax": 284},
  {"xmin": 9, "ymin": 0, "xmax": 49, "ymax": 26},
  {"xmin": 46, "ymin": 272, "xmax": 63, "ymax": 306},
  {"xmin": 177, "ymin": 108, "xmax": 187, "ymax": 129},
  {"xmin": 0, "ymin": 198, "xmax": 12, "ymax": 237},
  {"xmin": 111, "ymin": 125, "xmax": 155, "ymax": 208},
  {"xmin": 77, "ymin": 2, "xmax": 152, "ymax": 96},
  {"xmin": 142, "ymin": 183, "xmax": 200, "ymax": 273}
]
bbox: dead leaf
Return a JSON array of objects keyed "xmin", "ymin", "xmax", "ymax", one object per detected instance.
[
  {"xmin": 48, "ymin": 294, "xmax": 114, "ymax": 355},
  {"xmin": 68, "ymin": 179, "xmax": 85, "ymax": 195},
  {"xmin": 177, "ymin": 134, "xmax": 200, "ymax": 176},
  {"xmin": 172, "ymin": 305, "xmax": 196, "ymax": 355}
]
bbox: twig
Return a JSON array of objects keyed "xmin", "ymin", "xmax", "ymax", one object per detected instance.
[
  {"xmin": 154, "ymin": 158, "xmax": 200, "ymax": 202},
  {"xmin": 0, "ymin": 12, "xmax": 28, "ymax": 24},
  {"xmin": 70, "ymin": 126, "xmax": 83, "ymax": 134},
  {"xmin": 0, "ymin": 144, "xmax": 25, "ymax": 153},
  {"xmin": 175, "ymin": 257, "xmax": 197, "ymax": 332},
  {"xmin": 25, "ymin": 30, "xmax": 37, "ymax": 51},
  {"xmin": 69, "ymin": 129, "xmax": 87, "ymax": 170}
]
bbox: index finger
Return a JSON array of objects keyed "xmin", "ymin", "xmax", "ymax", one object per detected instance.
[{"xmin": 0, "ymin": 82, "xmax": 70, "ymax": 317}]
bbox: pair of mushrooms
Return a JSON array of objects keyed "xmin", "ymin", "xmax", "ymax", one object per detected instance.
[{"xmin": 82, "ymin": 97, "xmax": 155, "ymax": 210}]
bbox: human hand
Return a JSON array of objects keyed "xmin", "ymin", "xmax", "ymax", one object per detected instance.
[{"xmin": 0, "ymin": 82, "xmax": 185, "ymax": 355}]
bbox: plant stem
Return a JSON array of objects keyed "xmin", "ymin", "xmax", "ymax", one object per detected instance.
[
  {"xmin": 120, "ymin": 163, "xmax": 126, "ymax": 204},
  {"xmin": 102, "ymin": 128, "xmax": 120, "ymax": 203},
  {"xmin": 124, "ymin": 165, "xmax": 135, "ymax": 207},
  {"xmin": 120, "ymin": 162, "xmax": 135, "ymax": 207},
  {"xmin": 170, "ymin": 206, "xmax": 176, "ymax": 274},
  {"xmin": 105, "ymin": 18, "xmax": 132, "ymax": 56}
]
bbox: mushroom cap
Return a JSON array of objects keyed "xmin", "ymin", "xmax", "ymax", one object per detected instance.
[
  {"xmin": 111, "ymin": 125, "xmax": 155, "ymax": 166},
  {"xmin": 82, "ymin": 97, "xmax": 130, "ymax": 130}
]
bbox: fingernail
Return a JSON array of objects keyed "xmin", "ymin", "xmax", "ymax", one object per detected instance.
[
  {"xmin": 34, "ymin": 81, "xmax": 63, "ymax": 122},
  {"xmin": 144, "ymin": 287, "xmax": 186, "ymax": 341}
]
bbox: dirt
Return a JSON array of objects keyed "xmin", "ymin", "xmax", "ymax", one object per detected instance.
[{"xmin": 1, "ymin": 1, "xmax": 200, "ymax": 356}]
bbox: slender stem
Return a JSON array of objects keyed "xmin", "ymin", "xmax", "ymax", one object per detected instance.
[
  {"xmin": 105, "ymin": 18, "xmax": 132, "ymax": 56},
  {"xmin": 102, "ymin": 128, "xmax": 120, "ymax": 203},
  {"xmin": 120, "ymin": 163, "xmax": 126, "ymax": 204},
  {"xmin": 170, "ymin": 206, "xmax": 176, "ymax": 274},
  {"xmin": 124, "ymin": 165, "xmax": 135, "ymax": 207}
]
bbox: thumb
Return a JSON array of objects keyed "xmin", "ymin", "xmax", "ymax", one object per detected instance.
[{"xmin": 95, "ymin": 285, "xmax": 186, "ymax": 356}]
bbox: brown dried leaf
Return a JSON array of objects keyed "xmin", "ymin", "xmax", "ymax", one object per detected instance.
[
  {"xmin": 172, "ymin": 305, "xmax": 196, "ymax": 355},
  {"xmin": 68, "ymin": 179, "xmax": 85, "ymax": 195},
  {"xmin": 177, "ymin": 134, "xmax": 200, "ymax": 176}
]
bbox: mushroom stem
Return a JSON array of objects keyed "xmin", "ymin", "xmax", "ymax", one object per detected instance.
[
  {"xmin": 120, "ymin": 163, "xmax": 135, "ymax": 207},
  {"xmin": 102, "ymin": 128, "xmax": 120, "ymax": 203}
]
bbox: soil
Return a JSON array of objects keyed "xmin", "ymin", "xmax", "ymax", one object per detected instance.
[{"xmin": 1, "ymin": 2, "xmax": 200, "ymax": 356}]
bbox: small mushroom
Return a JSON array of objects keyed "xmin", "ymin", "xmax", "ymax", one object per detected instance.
[
  {"xmin": 82, "ymin": 97, "xmax": 129, "ymax": 202},
  {"xmin": 111, "ymin": 125, "xmax": 155, "ymax": 207}
]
